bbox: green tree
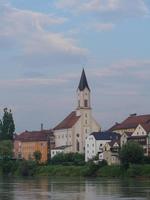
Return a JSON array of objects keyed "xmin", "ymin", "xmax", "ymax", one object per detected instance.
[
  {"xmin": 1, "ymin": 108, "xmax": 15, "ymax": 140},
  {"xmin": 33, "ymin": 151, "xmax": 42, "ymax": 164},
  {"xmin": 119, "ymin": 141, "xmax": 144, "ymax": 167},
  {"xmin": 0, "ymin": 140, "xmax": 13, "ymax": 159},
  {"xmin": 0, "ymin": 119, "xmax": 2, "ymax": 140}
]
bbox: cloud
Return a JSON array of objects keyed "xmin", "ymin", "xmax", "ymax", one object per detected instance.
[
  {"xmin": 92, "ymin": 22, "xmax": 115, "ymax": 31},
  {"xmin": 0, "ymin": 3, "xmax": 88, "ymax": 68},
  {"xmin": 0, "ymin": 78, "xmax": 69, "ymax": 89},
  {"xmin": 55, "ymin": 0, "xmax": 149, "ymax": 17},
  {"xmin": 90, "ymin": 59, "xmax": 150, "ymax": 79}
]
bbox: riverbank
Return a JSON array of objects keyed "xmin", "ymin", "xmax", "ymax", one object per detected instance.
[
  {"xmin": 36, "ymin": 164, "xmax": 150, "ymax": 178},
  {"xmin": 1, "ymin": 159, "xmax": 150, "ymax": 177}
]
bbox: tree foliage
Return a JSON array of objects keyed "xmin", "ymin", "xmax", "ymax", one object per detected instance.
[
  {"xmin": 0, "ymin": 108, "xmax": 15, "ymax": 140},
  {"xmin": 0, "ymin": 140, "xmax": 13, "ymax": 159},
  {"xmin": 119, "ymin": 141, "xmax": 144, "ymax": 167},
  {"xmin": 33, "ymin": 150, "xmax": 42, "ymax": 164},
  {"xmin": 51, "ymin": 152, "xmax": 85, "ymax": 165}
]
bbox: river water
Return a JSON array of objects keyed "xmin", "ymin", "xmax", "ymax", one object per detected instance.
[{"xmin": 0, "ymin": 177, "xmax": 150, "ymax": 200}]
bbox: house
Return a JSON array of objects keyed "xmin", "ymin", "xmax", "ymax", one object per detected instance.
[
  {"xmin": 14, "ymin": 129, "xmax": 54, "ymax": 162},
  {"xmin": 51, "ymin": 145, "xmax": 72, "ymax": 158},
  {"xmin": 109, "ymin": 114, "xmax": 150, "ymax": 135},
  {"xmin": 85, "ymin": 131, "xmax": 120, "ymax": 162},
  {"xmin": 120, "ymin": 123, "xmax": 150, "ymax": 156},
  {"xmin": 101, "ymin": 141, "xmax": 120, "ymax": 165},
  {"xmin": 52, "ymin": 69, "xmax": 101, "ymax": 154}
]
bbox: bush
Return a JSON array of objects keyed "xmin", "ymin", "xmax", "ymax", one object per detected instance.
[
  {"xmin": 50, "ymin": 153, "xmax": 85, "ymax": 166},
  {"xmin": 17, "ymin": 160, "xmax": 37, "ymax": 176},
  {"xmin": 119, "ymin": 141, "xmax": 144, "ymax": 168},
  {"xmin": 0, "ymin": 159, "xmax": 17, "ymax": 175}
]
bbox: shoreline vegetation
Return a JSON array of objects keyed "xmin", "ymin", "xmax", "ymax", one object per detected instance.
[{"xmin": 1, "ymin": 159, "xmax": 150, "ymax": 178}]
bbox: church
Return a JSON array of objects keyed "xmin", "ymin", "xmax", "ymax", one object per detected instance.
[{"xmin": 51, "ymin": 69, "xmax": 101, "ymax": 157}]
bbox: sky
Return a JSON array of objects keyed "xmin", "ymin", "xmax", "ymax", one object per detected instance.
[{"xmin": 0, "ymin": 0, "xmax": 150, "ymax": 132}]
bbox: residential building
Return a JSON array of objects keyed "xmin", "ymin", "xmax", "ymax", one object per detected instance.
[
  {"xmin": 51, "ymin": 145, "xmax": 72, "ymax": 158},
  {"xmin": 85, "ymin": 131, "xmax": 120, "ymax": 162},
  {"xmin": 101, "ymin": 141, "xmax": 120, "ymax": 165},
  {"xmin": 109, "ymin": 114, "xmax": 150, "ymax": 135},
  {"xmin": 14, "ymin": 130, "xmax": 54, "ymax": 162},
  {"xmin": 53, "ymin": 69, "xmax": 101, "ymax": 154}
]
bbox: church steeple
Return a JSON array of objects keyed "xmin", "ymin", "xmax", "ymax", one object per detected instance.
[
  {"xmin": 77, "ymin": 69, "xmax": 91, "ymax": 110},
  {"xmin": 78, "ymin": 69, "xmax": 90, "ymax": 91}
]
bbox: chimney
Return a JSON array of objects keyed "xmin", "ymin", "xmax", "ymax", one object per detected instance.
[
  {"xmin": 41, "ymin": 123, "xmax": 44, "ymax": 131},
  {"xmin": 130, "ymin": 113, "xmax": 137, "ymax": 117}
]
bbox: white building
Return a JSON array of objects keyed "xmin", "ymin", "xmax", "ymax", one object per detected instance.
[
  {"xmin": 85, "ymin": 131, "xmax": 120, "ymax": 162},
  {"xmin": 52, "ymin": 69, "xmax": 101, "ymax": 154}
]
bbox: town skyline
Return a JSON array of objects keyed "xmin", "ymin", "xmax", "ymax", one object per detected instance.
[{"xmin": 0, "ymin": 0, "xmax": 150, "ymax": 132}]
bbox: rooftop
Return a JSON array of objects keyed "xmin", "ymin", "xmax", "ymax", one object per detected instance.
[
  {"xmin": 54, "ymin": 111, "xmax": 80, "ymax": 130},
  {"xmin": 91, "ymin": 131, "xmax": 120, "ymax": 141},
  {"xmin": 109, "ymin": 114, "xmax": 150, "ymax": 131},
  {"xmin": 78, "ymin": 69, "xmax": 90, "ymax": 91},
  {"xmin": 15, "ymin": 130, "xmax": 53, "ymax": 142}
]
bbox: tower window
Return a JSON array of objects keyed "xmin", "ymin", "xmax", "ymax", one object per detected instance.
[
  {"xmin": 78, "ymin": 100, "xmax": 80, "ymax": 107},
  {"xmin": 84, "ymin": 100, "xmax": 88, "ymax": 107},
  {"xmin": 76, "ymin": 140, "xmax": 80, "ymax": 152}
]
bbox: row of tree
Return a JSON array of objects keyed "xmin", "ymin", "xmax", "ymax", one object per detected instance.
[{"xmin": 0, "ymin": 108, "xmax": 15, "ymax": 140}]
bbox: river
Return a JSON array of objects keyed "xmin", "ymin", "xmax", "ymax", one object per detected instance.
[{"xmin": 0, "ymin": 177, "xmax": 150, "ymax": 200}]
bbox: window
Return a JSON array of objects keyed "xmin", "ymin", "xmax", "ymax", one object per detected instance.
[
  {"xmin": 84, "ymin": 100, "xmax": 88, "ymax": 107},
  {"xmin": 85, "ymin": 113, "xmax": 87, "ymax": 117},
  {"xmin": 76, "ymin": 140, "xmax": 80, "ymax": 152},
  {"xmin": 78, "ymin": 100, "xmax": 80, "ymax": 107}
]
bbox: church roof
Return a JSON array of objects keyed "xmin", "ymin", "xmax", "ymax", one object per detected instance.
[
  {"xmin": 109, "ymin": 114, "xmax": 150, "ymax": 131},
  {"xmin": 54, "ymin": 111, "xmax": 80, "ymax": 130},
  {"xmin": 78, "ymin": 69, "xmax": 90, "ymax": 91}
]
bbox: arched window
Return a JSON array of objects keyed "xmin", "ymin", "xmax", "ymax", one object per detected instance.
[{"xmin": 76, "ymin": 140, "xmax": 80, "ymax": 152}]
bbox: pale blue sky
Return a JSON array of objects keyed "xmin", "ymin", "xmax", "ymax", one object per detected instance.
[{"xmin": 0, "ymin": 0, "xmax": 150, "ymax": 132}]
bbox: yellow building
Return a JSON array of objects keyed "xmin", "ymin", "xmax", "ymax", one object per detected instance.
[{"xmin": 14, "ymin": 130, "xmax": 54, "ymax": 162}]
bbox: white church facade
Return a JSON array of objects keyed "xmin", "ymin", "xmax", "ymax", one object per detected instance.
[{"xmin": 51, "ymin": 69, "xmax": 101, "ymax": 157}]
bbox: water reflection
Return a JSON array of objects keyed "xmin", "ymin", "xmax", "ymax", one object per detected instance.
[
  {"xmin": 0, "ymin": 177, "xmax": 150, "ymax": 200},
  {"xmin": 0, "ymin": 177, "xmax": 14, "ymax": 200}
]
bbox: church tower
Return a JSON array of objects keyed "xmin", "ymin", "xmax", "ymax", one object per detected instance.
[
  {"xmin": 76, "ymin": 69, "xmax": 93, "ymax": 153},
  {"xmin": 77, "ymin": 68, "xmax": 91, "ymax": 110}
]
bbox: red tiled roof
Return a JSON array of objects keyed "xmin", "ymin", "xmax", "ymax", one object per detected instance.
[
  {"xmin": 15, "ymin": 130, "xmax": 53, "ymax": 142},
  {"xmin": 54, "ymin": 111, "xmax": 80, "ymax": 130},
  {"xmin": 141, "ymin": 124, "xmax": 150, "ymax": 133},
  {"xmin": 109, "ymin": 114, "xmax": 150, "ymax": 131}
]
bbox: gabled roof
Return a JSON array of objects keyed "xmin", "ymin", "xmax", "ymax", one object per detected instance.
[
  {"xmin": 54, "ymin": 111, "xmax": 80, "ymax": 130},
  {"xmin": 15, "ymin": 130, "xmax": 53, "ymax": 142},
  {"xmin": 109, "ymin": 114, "xmax": 150, "ymax": 131},
  {"xmin": 141, "ymin": 123, "xmax": 150, "ymax": 133},
  {"xmin": 91, "ymin": 131, "xmax": 120, "ymax": 141},
  {"xmin": 108, "ymin": 140, "xmax": 120, "ymax": 147},
  {"xmin": 78, "ymin": 69, "xmax": 90, "ymax": 91}
]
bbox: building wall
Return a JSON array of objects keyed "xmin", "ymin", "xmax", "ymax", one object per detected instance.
[
  {"xmin": 113, "ymin": 128, "xmax": 135, "ymax": 135},
  {"xmin": 17, "ymin": 141, "xmax": 48, "ymax": 162},
  {"xmin": 54, "ymin": 129, "xmax": 72, "ymax": 148},
  {"xmin": 85, "ymin": 135, "xmax": 111, "ymax": 162},
  {"xmin": 132, "ymin": 125, "xmax": 147, "ymax": 136}
]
